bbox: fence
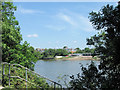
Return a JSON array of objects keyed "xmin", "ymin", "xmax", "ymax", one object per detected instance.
[{"xmin": 1, "ymin": 62, "xmax": 62, "ymax": 89}]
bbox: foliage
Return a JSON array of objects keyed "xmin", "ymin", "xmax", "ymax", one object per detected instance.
[
  {"xmin": 75, "ymin": 48, "xmax": 82, "ymax": 53},
  {"xmin": 70, "ymin": 2, "xmax": 120, "ymax": 89},
  {"xmin": 2, "ymin": 64, "xmax": 49, "ymax": 89},
  {"xmin": 34, "ymin": 50, "xmax": 43, "ymax": 59},
  {"xmin": 40, "ymin": 47, "xmax": 95, "ymax": 59},
  {"xmin": 1, "ymin": 2, "xmax": 48, "ymax": 88},
  {"xmin": 55, "ymin": 49, "xmax": 68, "ymax": 56},
  {"xmin": 41, "ymin": 49, "xmax": 69, "ymax": 59},
  {"xmin": 70, "ymin": 62, "xmax": 102, "ymax": 89},
  {"xmin": 42, "ymin": 49, "xmax": 56, "ymax": 59},
  {"xmin": 63, "ymin": 46, "xmax": 68, "ymax": 49},
  {"xmin": 76, "ymin": 47, "xmax": 95, "ymax": 54},
  {"xmin": 1, "ymin": 2, "xmax": 39, "ymax": 70},
  {"xmin": 57, "ymin": 75, "xmax": 70, "ymax": 88}
]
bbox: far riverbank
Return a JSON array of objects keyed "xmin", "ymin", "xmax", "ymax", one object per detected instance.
[{"xmin": 55, "ymin": 56, "xmax": 100, "ymax": 61}]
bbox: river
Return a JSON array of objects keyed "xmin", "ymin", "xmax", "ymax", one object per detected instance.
[{"xmin": 34, "ymin": 60, "xmax": 100, "ymax": 87}]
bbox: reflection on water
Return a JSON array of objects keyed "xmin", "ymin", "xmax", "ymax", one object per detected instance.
[{"xmin": 34, "ymin": 60, "xmax": 100, "ymax": 87}]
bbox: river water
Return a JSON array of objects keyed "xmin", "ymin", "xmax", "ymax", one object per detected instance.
[{"xmin": 34, "ymin": 60, "xmax": 100, "ymax": 87}]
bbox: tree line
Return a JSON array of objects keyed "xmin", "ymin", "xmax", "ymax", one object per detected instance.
[
  {"xmin": 75, "ymin": 47, "xmax": 95, "ymax": 53},
  {"xmin": 36, "ymin": 47, "xmax": 95, "ymax": 59},
  {"xmin": 37, "ymin": 48, "xmax": 69, "ymax": 59}
]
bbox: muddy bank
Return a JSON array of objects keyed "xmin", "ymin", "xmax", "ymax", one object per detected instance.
[{"xmin": 63, "ymin": 56, "xmax": 100, "ymax": 61}]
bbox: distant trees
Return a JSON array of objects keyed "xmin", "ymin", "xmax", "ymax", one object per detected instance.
[
  {"xmin": 63, "ymin": 46, "xmax": 68, "ymax": 49},
  {"xmin": 76, "ymin": 47, "xmax": 95, "ymax": 53},
  {"xmin": 41, "ymin": 49, "xmax": 69, "ymax": 59},
  {"xmin": 42, "ymin": 49, "xmax": 56, "ymax": 59},
  {"xmin": 70, "ymin": 2, "xmax": 120, "ymax": 89},
  {"xmin": 38, "ymin": 47, "xmax": 95, "ymax": 59},
  {"xmin": 55, "ymin": 49, "xmax": 69, "ymax": 56},
  {"xmin": 75, "ymin": 48, "xmax": 82, "ymax": 53}
]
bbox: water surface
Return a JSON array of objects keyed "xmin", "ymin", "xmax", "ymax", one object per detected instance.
[{"xmin": 34, "ymin": 60, "xmax": 100, "ymax": 86}]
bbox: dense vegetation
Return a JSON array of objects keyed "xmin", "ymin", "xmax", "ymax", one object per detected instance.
[
  {"xmin": 40, "ymin": 49, "xmax": 69, "ymax": 59},
  {"xmin": 1, "ymin": 2, "xmax": 39, "ymax": 70},
  {"xmin": 37, "ymin": 47, "xmax": 95, "ymax": 59},
  {"xmin": 1, "ymin": 2, "xmax": 48, "ymax": 88},
  {"xmin": 70, "ymin": 2, "xmax": 120, "ymax": 89},
  {"xmin": 75, "ymin": 47, "xmax": 95, "ymax": 54},
  {"xmin": 2, "ymin": 64, "xmax": 49, "ymax": 89}
]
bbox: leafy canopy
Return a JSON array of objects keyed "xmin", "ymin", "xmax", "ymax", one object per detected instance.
[
  {"xmin": 70, "ymin": 2, "xmax": 120, "ymax": 89},
  {"xmin": 2, "ymin": 2, "xmax": 39, "ymax": 70}
]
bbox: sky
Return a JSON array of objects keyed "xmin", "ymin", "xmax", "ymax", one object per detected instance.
[{"xmin": 13, "ymin": 2, "xmax": 117, "ymax": 49}]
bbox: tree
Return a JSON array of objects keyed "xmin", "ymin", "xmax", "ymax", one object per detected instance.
[
  {"xmin": 70, "ymin": 62, "xmax": 102, "ymax": 89},
  {"xmin": 76, "ymin": 48, "xmax": 79, "ymax": 50},
  {"xmin": 75, "ymin": 47, "xmax": 95, "ymax": 53},
  {"xmin": 41, "ymin": 48, "xmax": 69, "ymax": 59},
  {"xmin": 63, "ymin": 46, "xmax": 68, "ymax": 49},
  {"xmin": 84, "ymin": 48, "xmax": 91, "ymax": 53},
  {"xmin": 55, "ymin": 49, "xmax": 68, "ymax": 56},
  {"xmin": 42, "ymin": 49, "xmax": 56, "ymax": 59},
  {"xmin": 76, "ymin": 48, "xmax": 82, "ymax": 53},
  {"xmin": 88, "ymin": 3, "xmax": 120, "ymax": 88},
  {"xmin": 2, "ymin": 2, "xmax": 22, "ymax": 62},
  {"xmin": 1, "ymin": 2, "xmax": 38, "ymax": 70},
  {"xmin": 70, "ymin": 2, "xmax": 120, "ymax": 89}
]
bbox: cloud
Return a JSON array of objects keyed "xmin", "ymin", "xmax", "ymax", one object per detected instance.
[
  {"xmin": 55, "ymin": 41, "xmax": 60, "ymax": 44},
  {"xmin": 18, "ymin": 6, "xmax": 44, "ymax": 14},
  {"xmin": 77, "ymin": 15, "xmax": 94, "ymax": 32},
  {"xmin": 56, "ymin": 10, "xmax": 94, "ymax": 32},
  {"xmin": 44, "ymin": 9, "xmax": 94, "ymax": 32},
  {"xmin": 57, "ymin": 13, "xmax": 77, "ymax": 26},
  {"xmin": 45, "ymin": 25, "xmax": 66, "ymax": 31},
  {"xmin": 73, "ymin": 41, "xmax": 77, "ymax": 43},
  {"xmin": 27, "ymin": 34, "xmax": 38, "ymax": 38}
]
